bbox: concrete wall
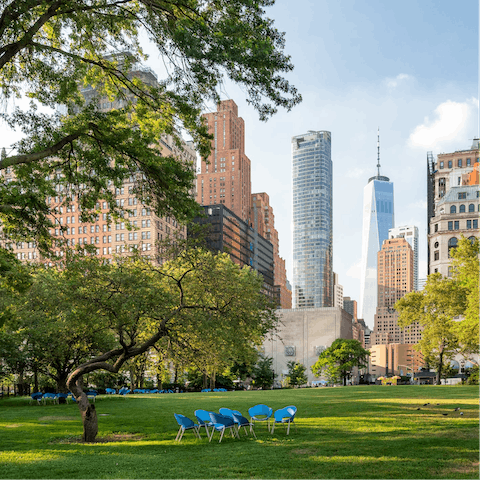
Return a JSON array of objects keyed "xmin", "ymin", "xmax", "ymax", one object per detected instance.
[{"xmin": 263, "ymin": 307, "xmax": 353, "ymax": 384}]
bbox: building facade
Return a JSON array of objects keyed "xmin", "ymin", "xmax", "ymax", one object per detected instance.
[
  {"xmin": 291, "ymin": 131, "xmax": 333, "ymax": 309},
  {"xmin": 388, "ymin": 225, "xmax": 419, "ymax": 291},
  {"xmin": 5, "ymin": 61, "xmax": 194, "ymax": 264},
  {"xmin": 263, "ymin": 307, "xmax": 353, "ymax": 384},
  {"xmin": 196, "ymin": 100, "xmax": 252, "ymax": 222},
  {"xmin": 427, "ymin": 140, "xmax": 479, "ymax": 277},
  {"xmin": 359, "ymin": 168, "xmax": 394, "ymax": 329},
  {"xmin": 370, "ymin": 237, "xmax": 421, "ymax": 345},
  {"xmin": 369, "ymin": 343, "xmax": 423, "ymax": 378},
  {"xmin": 251, "ymin": 192, "xmax": 292, "ymax": 308},
  {"xmin": 190, "ymin": 204, "xmax": 274, "ymax": 296}
]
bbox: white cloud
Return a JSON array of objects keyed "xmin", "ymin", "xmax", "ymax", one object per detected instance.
[
  {"xmin": 386, "ymin": 73, "xmax": 413, "ymax": 88},
  {"xmin": 346, "ymin": 259, "xmax": 362, "ymax": 280},
  {"xmin": 345, "ymin": 167, "xmax": 366, "ymax": 178},
  {"xmin": 408, "ymin": 100, "xmax": 474, "ymax": 150}
]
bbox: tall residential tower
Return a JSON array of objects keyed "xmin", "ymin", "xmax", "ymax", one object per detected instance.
[
  {"xmin": 359, "ymin": 132, "xmax": 394, "ymax": 328},
  {"xmin": 292, "ymin": 131, "xmax": 333, "ymax": 308}
]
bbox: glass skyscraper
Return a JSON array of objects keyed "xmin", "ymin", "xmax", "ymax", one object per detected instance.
[
  {"xmin": 292, "ymin": 131, "xmax": 333, "ymax": 308},
  {"xmin": 359, "ymin": 173, "xmax": 394, "ymax": 328}
]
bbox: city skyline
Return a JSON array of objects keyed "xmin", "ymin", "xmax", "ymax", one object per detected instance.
[{"xmin": 0, "ymin": 1, "xmax": 478, "ymax": 305}]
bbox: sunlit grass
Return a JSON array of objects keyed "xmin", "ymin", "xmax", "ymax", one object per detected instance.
[{"xmin": 0, "ymin": 385, "xmax": 478, "ymax": 479}]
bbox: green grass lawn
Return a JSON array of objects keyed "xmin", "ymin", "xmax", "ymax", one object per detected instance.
[{"xmin": 0, "ymin": 385, "xmax": 478, "ymax": 479}]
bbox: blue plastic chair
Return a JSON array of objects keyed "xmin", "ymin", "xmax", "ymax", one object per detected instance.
[
  {"xmin": 219, "ymin": 408, "xmax": 242, "ymax": 418},
  {"xmin": 30, "ymin": 392, "xmax": 43, "ymax": 405},
  {"xmin": 42, "ymin": 392, "xmax": 58, "ymax": 404},
  {"xmin": 57, "ymin": 393, "xmax": 69, "ymax": 404},
  {"xmin": 194, "ymin": 409, "xmax": 214, "ymax": 437},
  {"xmin": 208, "ymin": 412, "xmax": 239, "ymax": 443},
  {"xmin": 248, "ymin": 404, "xmax": 273, "ymax": 432},
  {"xmin": 174, "ymin": 414, "xmax": 201, "ymax": 442},
  {"xmin": 271, "ymin": 406, "xmax": 297, "ymax": 435},
  {"xmin": 232, "ymin": 413, "xmax": 257, "ymax": 439},
  {"xmin": 105, "ymin": 388, "xmax": 116, "ymax": 394}
]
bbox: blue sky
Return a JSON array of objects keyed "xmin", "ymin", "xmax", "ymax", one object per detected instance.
[
  {"xmin": 214, "ymin": 0, "xmax": 479, "ymax": 313},
  {"xmin": 1, "ymin": 1, "xmax": 478, "ymax": 320}
]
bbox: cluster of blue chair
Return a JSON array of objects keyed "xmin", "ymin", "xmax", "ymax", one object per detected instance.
[
  {"xmin": 29, "ymin": 391, "xmax": 98, "ymax": 404},
  {"xmin": 106, "ymin": 388, "xmax": 177, "ymax": 395},
  {"xmin": 174, "ymin": 403, "xmax": 297, "ymax": 443},
  {"xmin": 201, "ymin": 388, "xmax": 228, "ymax": 392}
]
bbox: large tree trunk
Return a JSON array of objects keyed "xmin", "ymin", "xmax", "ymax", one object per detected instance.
[
  {"xmin": 68, "ymin": 375, "xmax": 98, "ymax": 442},
  {"xmin": 436, "ymin": 348, "xmax": 444, "ymax": 385}
]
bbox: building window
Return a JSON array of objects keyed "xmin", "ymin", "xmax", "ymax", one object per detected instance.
[
  {"xmin": 467, "ymin": 220, "xmax": 472, "ymax": 229},
  {"xmin": 467, "ymin": 158, "xmax": 471, "ymax": 166},
  {"xmin": 474, "ymin": 219, "xmax": 478, "ymax": 229},
  {"xmin": 448, "ymin": 221, "xmax": 453, "ymax": 231},
  {"xmin": 448, "ymin": 237, "xmax": 458, "ymax": 256},
  {"xmin": 469, "ymin": 236, "xmax": 477, "ymax": 244},
  {"xmin": 458, "ymin": 159, "xmax": 462, "ymax": 167},
  {"xmin": 439, "ymin": 161, "xmax": 444, "ymax": 169},
  {"xmin": 434, "ymin": 251, "xmax": 439, "ymax": 261},
  {"xmin": 454, "ymin": 221, "xmax": 459, "ymax": 230},
  {"xmin": 448, "ymin": 160, "xmax": 452, "ymax": 168},
  {"xmin": 459, "ymin": 204, "xmax": 466, "ymax": 213},
  {"xmin": 434, "ymin": 241, "xmax": 439, "ymax": 248},
  {"xmin": 434, "ymin": 224, "xmax": 438, "ymax": 232},
  {"xmin": 468, "ymin": 204, "xmax": 475, "ymax": 212},
  {"xmin": 450, "ymin": 205, "xmax": 456, "ymax": 214},
  {"xmin": 448, "ymin": 266, "xmax": 453, "ymax": 277},
  {"xmin": 458, "ymin": 192, "xmax": 466, "ymax": 199}
]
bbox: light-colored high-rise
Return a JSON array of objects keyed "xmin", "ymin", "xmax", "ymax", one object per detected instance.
[
  {"xmin": 359, "ymin": 134, "xmax": 394, "ymax": 328},
  {"xmin": 388, "ymin": 225, "xmax": 418, "ymax": 290},
  {"xmin": 292, "ymin": 131, "xmax": 333, "ymax": 308}
]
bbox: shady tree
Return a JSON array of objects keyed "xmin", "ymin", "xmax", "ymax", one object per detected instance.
[{"xmin": 18, "ymin": 249, "xmax": 276, "ymax": 441}]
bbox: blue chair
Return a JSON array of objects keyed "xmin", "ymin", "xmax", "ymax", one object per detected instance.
[
  {"xmin": 194, "ymin": 409, "xmax": 214, "ymax": 437},
  {"xmin": 30, "ymin": 392, "xmax": 43, "ymax": 405},
  {"xmin": 174, "ymin": 414, "xmax": 201, "ymax": 442},
  {"xmin": 105, "ymin": 388, "xmax": 117, "ymax": 394},
  {"xmin": 86, "ymin": 391, "xmax": 97, "ymax": 402},
  {"xmin": 42, "ymin": 392, "xmax": 58, "ymax": 404},
  {"xmin": 271, "ymin": 406, "xmax": 297, "ymax": 435},
  {"xmin": 232, "ymin": 413, "xmax": 257, "ymax": 439},
  {"xmin": 248, "ymin": 404, "xmax": 273, "ymax": 432},
  {"xmin": 219, "ymin": 407, "xmax": 242, "ymax": 418},
  {"xmin": 208, "ymin": 412, "xmax": 239, "ymax": 443},
  {"xmin": 56, "ymin": 393, "xmax": 69, "ymax": 404}
]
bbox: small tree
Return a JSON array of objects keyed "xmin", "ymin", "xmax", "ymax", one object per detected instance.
[
  {"xmin": 252, "ymin": 356, "xmax": 276, "ymax": 389},
  {"xmin": 311, "ymin": 339, "xmax": 370, "ymax": 386},
  {"xmin": 286, "ymin": 361, "xmax": 307, "ymax": 387}
]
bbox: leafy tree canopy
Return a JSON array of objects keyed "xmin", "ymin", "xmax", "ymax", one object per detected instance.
[
  {"xmin": 6, "ymin": 248, "xmax": 276, "ymax": 440},
  {"xmin": 0, "ymin": 0, "xmax": 301, "ymax": 250},
  {"xmin": 311, "ymin": 339, "xmax": 369, "ymax": 386},
  {"xmin": 450, "ymin": 236, "xmax": 479, "ymax": 355},
  {"xmin": 395, "ymin": 273, "xmax": 465, "ymax": 385}
]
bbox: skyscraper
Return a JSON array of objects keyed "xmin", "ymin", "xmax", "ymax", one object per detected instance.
[
  {"xmin": 196, "ymin": 100, "xmax": 251, "ymax": 222},
  {"xmin": 388, "ymin": 225, "xmax": 419, "ymax": 291},
  {"xmin": 292, "ymin": 131, "xmax": 333, "ymax": 308},
  {"xmin": 359, "ymin": 132, "xmax": 394, "ymax": 328}
]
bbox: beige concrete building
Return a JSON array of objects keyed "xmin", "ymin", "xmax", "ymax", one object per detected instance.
[{"xmin": 263, "ymin": 307, "xmax": 353, "ymax": 384}]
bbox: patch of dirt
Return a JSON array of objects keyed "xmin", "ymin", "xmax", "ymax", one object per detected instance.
[
  {"xmin": 52, "ymin": 433, "xmax": 144, "ymax": 444},
  {"xmin": 39, "ymin": 416, "xmax": 77, "ymax": 421},
  {"xmin": 445, "ymin": 462, "xmax": 479, "ymax": 475},
  {"xmin": 291, "ymin": 448, "xmax": 315, "ymax": 455}
]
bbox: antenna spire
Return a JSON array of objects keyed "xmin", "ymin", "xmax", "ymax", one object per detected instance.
[{"xmin": 377, "ymin": 127, "xmax": 381, "ymax": 176}]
